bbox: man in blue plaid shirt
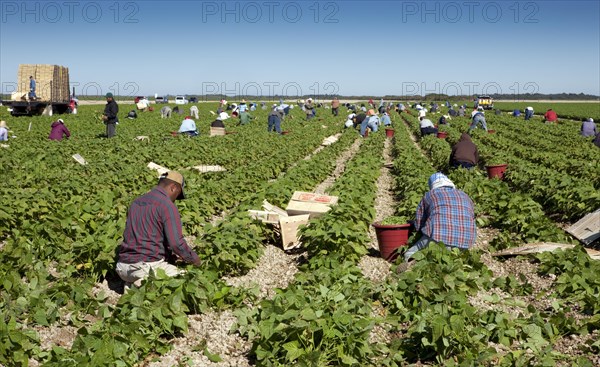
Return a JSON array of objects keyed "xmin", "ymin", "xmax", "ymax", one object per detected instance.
[{"xmin": 404, "ymin": 172, "xmax": 477, "ymax": 262}]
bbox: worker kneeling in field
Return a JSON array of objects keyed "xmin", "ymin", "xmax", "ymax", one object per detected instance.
[
  {"xmin": 48, "ymin": 119, "xmax": 71, "ymax": 141},
  {"xmin": 449, "ymin": 133, "xmax": 479, "ymax": 169},
  {"xmin": 360, "ymin": 109, "xmax": 380, "ymax": 137},
  {"xmin": 399, "ymin": 173, "xmax": 476, "ymax": 271},
  {"xmin": 419, "ymin": 116, "xmax": 437, "ymax": 137},
  {"xmin": 116, "ymin": 171, "xmax": 201, "ymax": 288},
  {"xmin": 178, "ymin": 116, "xmax": 199, "ymax": 136}
]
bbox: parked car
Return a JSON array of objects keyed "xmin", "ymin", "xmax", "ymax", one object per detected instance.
[
  {"xmin": 175, "ymin": 95, "xmax": 188, "ymax": 105},
  {"xmin": 189, "ymin": 96, "xmax": 198, "ymax": 103},
  {"xmin": 155, "ymin": 96, "xmax": 168, "ymax": 104}
]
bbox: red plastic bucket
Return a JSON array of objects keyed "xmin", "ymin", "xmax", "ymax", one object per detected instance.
[
  {"xmin": 437, "ymin": 131, "xmax": 448, "ymax": 139},
  {"xmin": 373, "ymin": 223, "xmax": 413, "ymax": 262},
  {"xmin": 171, "ymin": 131, "xmax": 178, "ymax": 137},
  {"xmin": 281, "ymin": 131, "xmax": 290, "ymax": 135},
  {"xmin": 488, "ymin": 130, "xmax": 496, "ymax": 134},
  {"xmin": 385, "ymin": 128, "xmax": 395, "ymax": 138},
  {"xmin": 486, "ymin": 164, "xmax": 508, "ymax": 180}
]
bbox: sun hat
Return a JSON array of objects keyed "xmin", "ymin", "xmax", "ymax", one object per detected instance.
[
  {"xmin": 160, "ymin": 170, "xmax": 186, "ymax": 200},
  {"xmin": 0, "ymin": 120, "xmax": 7, "ymax": 128},
  {"xmin": 218, "ymin": 112, "xmax": 229, "ymax": 120},
  {"xmin": 105, "ymin": 92, "xmax": 113, "ymax": 98},
  {"xmin": 57, "ymin": 118, "xmax": 64, "ymax": 123}
]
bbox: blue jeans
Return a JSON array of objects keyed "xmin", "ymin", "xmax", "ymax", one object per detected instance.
[
  {"xmin": 404, "ymin": 234, "xmax": 458, "ymax": 261},
  {"xmin": 360, "ymin": 119, "xmax": 379, "ymax": 136},
  {"xmin": 525, "ymin": 110, "xmax": 533, "ymax": 120},
  {"xmin": 469, "ymin": 115, "xmax": 487, "ymax": 131},
  {"xmin": 268, "ymin": 116, "xmax": 281, "ymax": 133},
  {"xmin": 451, "ymin": 161, "xmax": 475, "ymax": 169}
]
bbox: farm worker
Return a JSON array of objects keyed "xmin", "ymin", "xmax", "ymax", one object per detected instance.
[
  {"xmin": 525, "ymin": 106, "xmax": 534, "ymax": 120},
  {"xmin": 353, "ymin": 112, "xmax": 367, "ymax": 129},
  {"xmin": 29, "ymin": 76, "xmax": 37, "ymax": 100},
  {"xmin": 190, "ymin": 106, "xmax": 199, "ymax": 119},
  {"xmin": 280, "ymin": 102, "xmax": 291, "ymax": 117},
  {"xmin": 418, "ymin": 108, "xmax": 427, "ymax": 119},
  {"xmin": 160, "ymin": 106, "xmax": 172, "ymax": 119},
  {"xmin": 0, "ymin": 120, "xmax": 8, "ymax": 141},
  {"xmin": 211, "ymin": 112, "xmax": 229, "ymax": 128},
  {"xmin": 173, "ymin": 106, "xmax": 184, "ymax": 115},
  {"xmin": 250, "ymin": 102, "xmax": 257, "ymax": 111},
  {"xmin": 581, "ymin": 118, "xmax": 597, "ymax": 137},
  {"xmin": 48, "ymin": 118, "xmax": 71, "ymax": 141},
  {"xmin": 512, "ymin": 109, "xmax": 521, "ymax": 117},
  {"xmin": 331, "ymin": 97, "xmax": 340, "ymax": 116},
  {"xmin": 458, "ymin": 106, "xmax": 465, "ymax": 117},
  {"xmin": 304, "ymin": 98, "xmax": 315, "ymax": 120},
  {"xmin": 380, "ymin": 112, "xmax": 392, "ymax": 127},
  {"xmin": 239, "ymin": 111, "xmax": 254, "ymax": 125},
  {"xmin": 449, "ymin": 133, "xmax": 479, "ymax": 169},
  {"xmin": 116, "ymin": 171, "xmax": 201, "ymax": 288},
  {"xmin": 438, "ymin": 116, "xmax": 448, "ymax": 125},
  {"xmin": 402, "ymin": 172, "xmax": 476, "ymax": 264},
  {"xmin": 102, "ymin": 92, "xmax": 119, "ymax": 138},
  {"xmin": 69, "ymin": 99, "xmax": 78, "ymax": 114},
  {"xmin": 345, "ymin": 113, "xmax": 356, "ymax": 128},
  {"xmin": 360, "ymin": 109, "xmax": 380, "ymax": 136},
  {"xmin": 178, "ymin": 116, "xmax": 199, "ymax": 136},
  {"xmin": 360, "ymin": 104, "xmax": 367, "ymax": 112},
  {"xmin": 261, "ymin": 102, "xmax": 267, "ymax": 110},
  {"xmin": 268, "ymin": 106, "xmax": 284, "ymax": 133},
  {"xmin": 368, "ymin": 98, "xmax": 375, "ymax": 109},
  {"xmin": 543, "ymin": 109, "xmax": 558, "ymax": 123},
  {"xmin": 419, "ymin": 117, "xmax": 438, "ymax": 137},
  {"xmin": 239, "ymin": 100, "xmax": 248, "ymax": 113},
  {"xmin": 468, "ymin": 111, "xmax": 488, "ymax": 132},
  {"xmin": 127, "ymin": 110, "xmax": 138, "ymax": 119}
]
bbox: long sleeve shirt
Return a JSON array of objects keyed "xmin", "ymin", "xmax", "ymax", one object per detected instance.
[
  {"xmin": 118, "ymin": 187, "xmax": 200, "ymax": 265},
  {"xmin": 49, "ymin": 122, "xmax": 71, "ymax": 141},
  {"xmin": 0, "ymin": 127, "xmax": 8, "ymax": 141},
  {"xmin": 581, "ymin": 121, "xmax": 597, "ymax": 137},
  {"xmin": 415, "ymin": 187, "xmax": 476, "ymax": 249},
  {"xmin": 104, "ymin": 100, "xmax": 119, "ymax": 123},
  {"xmin": 179, "ymin": 118, "xmax": 197, "ymax": 133}
]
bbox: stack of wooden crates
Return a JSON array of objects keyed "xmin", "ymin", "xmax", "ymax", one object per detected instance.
[{"xmin": 18, "ymin": 64, "xmax": 69, "ymax": 102}]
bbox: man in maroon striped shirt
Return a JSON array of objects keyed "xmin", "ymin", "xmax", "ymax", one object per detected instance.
[{"xmin": 116, "ymin": 171, "xmax": 201, "ymax": 288}]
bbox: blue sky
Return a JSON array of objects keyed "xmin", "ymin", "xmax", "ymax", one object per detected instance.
[{"xmin": 1, "ymin": 0, "xmax": 599, "ymax": 98}]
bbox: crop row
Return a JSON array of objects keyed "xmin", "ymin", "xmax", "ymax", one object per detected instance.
[
  {"xmin": 377, "ymin": 115, "xmax": 599, "ymax": 365},
  {"xmin": 400, "ymin": 113, "xmax": 572, "ymax": 248}
]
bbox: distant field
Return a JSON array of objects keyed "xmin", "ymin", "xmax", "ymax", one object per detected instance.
[{"xmin": 493, "ymin": 102, "xmax": 600, "ymax": 121}]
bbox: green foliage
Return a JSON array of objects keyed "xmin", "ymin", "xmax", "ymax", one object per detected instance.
[{"xmin": 380, "ymin": 216, "xmax": 409, "ymax": 225}]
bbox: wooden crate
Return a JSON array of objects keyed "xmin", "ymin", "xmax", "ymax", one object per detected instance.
[
  {"xmin": 286, "ymin": 200, "xmax": 332, "ymax": 218},
  {"xmin": 280, "ymin": 214, "xmax": 310, "ymax": 250},
  {"xmin": 17, "ymin": 64, "xmax": 69, "ymax": 102},
  {"xmin": 210, "ymin": 127, "xmax": 226, "ymax": 136},
  {"xmin": 290, "ymin": 191, "xmax": 338, "ymax": 205},
  {"xmin": 566, "ymin": 209, "xmax": 600, "ymax": 245}
]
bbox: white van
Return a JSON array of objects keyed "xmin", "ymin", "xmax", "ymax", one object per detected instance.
[{"xmin": 175, "ymin": 96, "xmax": 188, "ymax": 105}]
